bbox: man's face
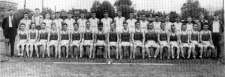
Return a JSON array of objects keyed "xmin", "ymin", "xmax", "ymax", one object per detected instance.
[
  {"xmin": 35, "ymin": 9, "xmax": 40, "ymax": 14},
  {"xmin": 118, "ymin": 12, "xmax": 122, "ymax": 16},
  {"xmin": 24, "ymin": 14, "xmax": 29, "ymax": 18},
  {"xmin": 171, "ymin": 26, "xmax": 176, "ymax": 32},
  {"xmin": 74, "ymin": 24, "xmax": 79, "ymax": 31},
  {"xmin": 31, "ymin": 24, "xmax": 36, "ymax": 29},
  {"xmin": 81, "ymin": 14, "xmax": 85, "ymax": 18},
  {"xmin": 181, "ymin": 25, "xmax": 187, "ymax": 31},
  {"xmin": 92, "ymin": 13, "xmax": 96, "ymax": 18},
  {"xmin": 62, "ymin": 25, "xmax": 67, "ymax": 30},
  {"xmin": 51, "ymin": 24, "xmax": 57, "ymax": 30},
  {"xmin": 104, "ymin": 13, "xmax": 108, "ymax": 18},
  {"xmin": 214, "ymin": 16, "xmax": 219, "ymax": 20},
  {"xmin": 20, "ymin": 24, "xmax": 25, "ymax": 30},
  {"xmin": 68, "ymin": 14, "xmax": 72, "ymax": 18},
  {"xmin": 9, "ymin": 9, "xmax": 14, "ymax": 15},
  {"xmin": 86, "ymin": 22, "xmax": 90, "ymax": 29},
  {"xmin": 193, "ymin": 24, "xmax": 198, "ymax": 31},
  {"xmin": 123, "ymin": 23, "xmax": 128, "ymax": 29},
  {"xmin": 203, "ymin": 25, "xmax": 209, "ymax": 30},
  {"xmin": 136, "ymin": 23, "xmax": 140, "ymax": 29},
  {"xmin": 45, "ymin": 14, "xmax": 50, "ymax": 19},
  {"xmin": 51, "ymin": 14, "xmax": 56, "ymax": 19},
  {"xmin": 176, "ymin": 18, "xmax": 180, "ymax": 22},
  {"xmin": 41, "ymin": 23, "xmax": 46, "ymax": 29},
  {"xmin": 110, "ymin": 23, "xmax": 116, "ymax": 31},
  {"xmin": 166, "ymin": 16, "xmax": 170, "ymax": 22},
  {"xmin": 148, "ymin": 24, "xmax": 154, "ymax": 30},
  {"xmin": 161, "ymin": 23, "xmax": 165, "ymax": 30},
  {"xmin": 187, "ymin": 17, "xmax": 192, "ymax": 22},
  {"xmin": 56, "ymin": 13, "xmax": 60, "ymax": 18},
  {"xmin": 130, "ymin": 13, "xmax": 134, "ymax": 18}
]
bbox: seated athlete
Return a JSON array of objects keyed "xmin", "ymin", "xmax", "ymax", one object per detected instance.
[
  {"xmin": 158, "ymin": 22, "xmax": 170, "ymax": 59},
  {"xmin": 180, "ymin": 24, "xmax": 191, "ymax": 59},
  {"xmin": 93, "ymin": 23, "xmax": 107, "ymax": 59},
  {"xmin": 132, "ymin": 22, "xmax": 145, "ymax": 59},
  {"xmin": 81, "ymin": 21, "xmax": 94, "ymax": 58},
  {"xmin": 190, "ymin": 24, "xmax": 203, "ymax": 59},
  {"xmin": 36, "ymin": 22, "xmax": 49, "ymax": 58},
  {"xmin": 70, "ymin": 23, "xmax": 82, "ymax": 59},
  {"xmin": 169, "ymin": 25, "xmax": 180, "ymax": 59},
  {"xmin": 17, "ymin": 23, "xmax": 29, "ymax": 57},
  {"xmin": 119, "ymin": 22, "xmax": 133, "ymax": 59},
  {"xmin": 108, "ymin": 22, "xmax": 119, "ymax": 59},
  {"xmin": 27, "ymin": 23, "xmax": 38, "ymax": 57},
  {"xmin": 145, "ymin": 23, "xmax": 160, "ymax": 59},
  {"xmin": 58, "ymin": 23, "xmax": 70, "ymax": 58},
  {"xmin": 47, "ymin": 23, "xmax": 59, "ymax": 58},
  {"xmin": 200, "ymin": 24, "xmax": 216, "ymax": 58}
]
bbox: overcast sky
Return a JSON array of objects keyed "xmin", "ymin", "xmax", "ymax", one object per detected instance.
[{"xmin": 2, "ymin": 0, "xmax": 224, "ymax": 13}]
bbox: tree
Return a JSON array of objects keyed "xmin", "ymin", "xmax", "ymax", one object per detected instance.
[
  {"xmin": 114, "ymin": 0, "xmax": 134, "ymax": 19},
  {"xmin": 14, "ymin": 9, "xmax": 33, "ymax": 20},
  {"xmin": 214, "ymin": 9, "xmax": 224, "ymax": 23},
  {"xmin": 181, "ymin": 0, "xmax": 209, "ymax": 20},
  {"xmin": 169, "ymin": 11, "xmax": 179, "ymax": 22}
]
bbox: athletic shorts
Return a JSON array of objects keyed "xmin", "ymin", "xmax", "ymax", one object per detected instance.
[
  {"xmin": 60, "ymin": 40, "xmax": 69, "ymax": 46},
  {"xmin": 17, "ymin": 40, "xmax": 27, "ymax": 46},
  {"xmin": 201, "ymin": 41, "xmax": 215, "ymax": 48},
  {"xmin": 36, "ymin": 40, "xmax": 47, "ymax": 46},
  {"xmin": 83, "ymin": 40, "xmax": 93, "ymax": 46},
  {"xmin": 48, "ymin": 40, "xmax": 58, "ymax": 46},
  {"xmin": 170, "ymin": 41, "xmax": 179, "ymax": 47},
  {"xmin": 145, "ymin": 41, "xmax": 159, "ymax": 48},
  {"xmin": 95, "ymin": 41, "xmax": 106, "ymax": 46},
  {"xmin": 109, "ymin": 42, "xmax": 118, "ymax": 46},
  {"xmin": 191, "ymin": 41, "xmax": 202, "ymax": 47},
  {"xmin": 133, "ymin": 41, "xmax": 143, "ymax": 47},
  {"xmin": 180, "ymin": 43, "xmax": 190, "ymax": 48},
  {"xmin": 70, "ymin": 41, "xmax": 81, "ymax": 46},
  {"xmin": 159, "ymin": 41, "xmax": 169, "ymax": 46},
  {"xmin": 27, "ymin": 39, "xmax": 36, "ymax": 46},
  {"xmin": 120, "ymin": 42, "xmax": 132, "ymax": 47}
]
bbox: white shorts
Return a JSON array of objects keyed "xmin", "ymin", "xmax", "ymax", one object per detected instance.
[
  {"xmin": 145, "ymin": 41, "xmax": 159, "ymax": 48},
  {"xmin": 17, "ymin": 40, "xmax": 27, "ymax": 46},
  {"xmin": 191, "ymin": 41, "xmax": 202, "ymax": 47},
  {"xmin": 36, "ymin": 40, "xmax": 47, "ymax": 46},
  {"xmin": 109, "ymin": 42, "xmax": 118, "ymax": 46},
  {"xmin": 133, "ymin": 41, "xmax": 143, "ymax": 47},
  {"xmin": 202, "ymin": 41, "xmax": 214, "ymax": 48},
  {"xmin": 95, "ymin": 41, "xmax": 106, "ymax": 46},
  {"xmin": 120, "ymin": 42, "xmax": 132, "ymax": 47},
  {"xmin": 159, "ymin": 41, "xmax": 169, "ymax": 46},
  {"xmin": 180, "ymin": 43, "xmax": 190, "ymax": 48},
  {"xmin": 60, "ymin": 40, "xmax": 69, "ymax": 46},
  {"xmin": 48, "ymin": 40, "xmax": 58, "ymax": 46},
  {"xmin": 170, "ymin": 41, "xmax": 179, "ymax": 48},
  {"xmin": 83, "ymin": 40, "xmax": 93, "ymax": 46},
  {"xmin": 70, "ymin": 41, "xmax": 81, "ymax": 46}
]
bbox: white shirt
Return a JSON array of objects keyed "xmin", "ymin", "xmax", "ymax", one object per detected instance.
[
  {"xmin": 32, "ymin": 15, "xmax": 42, "ymax": 25},
  {"xmin": 77, "ymin": 18, "xmax": 87, "ymax": 32},
  {"xmin": 53, "ymin": 18, "xmax": 63, "ymax": 31},
  {"xmin": 165, "ymin": 21, "xmax": 172, "ymax": 32},
  {"xmin": 114, "ymin": 16, "xmax": 125, "ymax": 32},
  {"xmin": 140, "ymin": 20, "xmax": 149, "ymax": 32},
  {"xmin": 186, "ymin": 23, "xmax": 193, "ymax": 31},
  {"xmin": 89, "ymin": 18, "xmax": 99, "ymax": 32},
  {"xmin": 174, "ymin": 22, "xmax": 182, "ymax": 32},
  {"xmin": 153, "ymin": 22, "xmax": 161, "ymax": 31},
  {"xmin": 101, "ymin": 18, "xmax": 112, "ymax": 33},
  {"xmin": 9, "ymin": 16, "xmax": 13, "ymax": 28},
  {"xmin": 212, "ymin": 20, "xmax": 220, "ymax": 33},
  {"xmin": 43, "ymin": 19, "xmax": 53, "ymax": 30},
  {"xmin": 20, "ymin": 18, "xmax": 32, "ymax": 30},
  {"xmin": 64, "ymin": 18, "xmax": 75, "ymax": 31},
  {"xmin": 126, "ymin": 18, "xmax": 137, "ymax": 33}
]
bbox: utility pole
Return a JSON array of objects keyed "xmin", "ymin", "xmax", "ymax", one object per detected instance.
[
  {"xmin": 24, "ymin": 0, "xmax": 26, "ymax": 9},
  {"xmin": 42, "ymin": 0, "xmax": 44, "ymax": 11}
]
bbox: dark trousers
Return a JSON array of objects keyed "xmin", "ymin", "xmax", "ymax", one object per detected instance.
[
  {"xmin": 212, "ymin": 33, "xmax": 221, "ymax": 58},
  {"xmin": 3, "ymin": 28, "xmax": 17, "ymax": 56}
]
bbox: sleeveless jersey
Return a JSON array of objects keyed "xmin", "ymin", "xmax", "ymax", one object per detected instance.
[
  {"xmin": 121, "ymin": 32, "xmax": 130, "ymax": 42},
  {"xmin": 145, "ymin": 32, "xmax": 157, "ymax": 41},
  {"xmin": 50, "ymin": 32, "xmax": 58, "ymax": 40},
  {"xmin": 109, "ymin": 32, "xmax": 117, "ymax": 42},
  {"xmin": 29, "ymin": 31, "xmax": 36, "ymax": 39},
  {"xmin": 202, "ymin": 32, "xmax": 210, "ymax": 41},
  {"xmin": 180, "ymin": 32, "xmax": 189, "ymax": 43},
  {"xmin": 191, "ymin": 32, "xmax": 199, "ymax": 41},
  {"xmin": 40, "ymin": 31, "xmax": 48, "ymax": 40},
  {"xmin": 61, "ymin": 32, "xmax": 69, "ymax": 40},
  {"xmin": 97, "ymin": 33, "xmax": 105, "ymax": 40},
  {"xmin": 133, "ymin": 32, "xmax": 143, "ymax": 41},
  {"xmin": 84, "ymin": 32, "xmax": 93, "ymax": 40},
  {"xmin": 72, "ymin": 32, "xmax": 81, "ymax": 40},
  {"xmin": 160, "ymin": 32, "xmax": 167, "ymax": 41},
  {"xmin": 170, "ymin": 33, "xmax": 177, "ymax": 41},
  {"xmin": 19, "ymin": 32, "xmax": 27, "ymax": 40}
]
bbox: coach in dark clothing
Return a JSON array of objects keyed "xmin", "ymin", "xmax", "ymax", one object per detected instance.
[{"xmin": 2, "ymin": 9, "xmax": 19, "ymax": 56}]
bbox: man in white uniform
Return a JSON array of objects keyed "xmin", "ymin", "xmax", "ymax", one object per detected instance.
[
  {"xmin": 53, "ymin": 12, "xmax": 63, "ymax": 31},
  {"xmin": 101, "ymin": 12, "xmax": 112, "ymax": 33},
  {"xmin": 89, "ymin": 13, "xmax": 99, "ymax": 33},
  {"xmin": 114, "ymin": 11, "xmax": 125, "ymax": 33},
  {"xmin": 186, "ymin": 17, "xmax": 193, "ymax": 31},
  {"xmin": 64, "ymin": 13, "xmax": 75, "ymax": 31},
  {"xmin": 43, "ymin": 13, "xmax": 53, "ymax": 30},
  {"xmin": 32, "ymin": 8, "xmax": 42, "ymax": 27},
  {"xmin": 165, "ymin": 16, "xmax": 172, "ymax": 32},
  {"xmin": 174, "ymin": 18, "xmax": 182, "ymax": 32},
  {"xmin": 20, "ymin": 12, "xmax": 31, "ymax": 30},
  {"xmin": 140, "ymin": 15, "xmax": 149, "ymax": 33},
  {"xmin": 153, "ymin": 15, "xmax": 161, "ymax": 32},
  {"xmin": 77, "ymin": 13, "xmax": 87, "ymax": 33},
  {"xmin": 126, "ymin": 13, "xmax": 137, "ymax": 33}
]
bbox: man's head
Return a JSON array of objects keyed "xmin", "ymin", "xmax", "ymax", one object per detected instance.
[
  {"xmin": 19, "ymin": 23, "xmax": 26, "ymax": 30},
  {"xmin": 165, "ymin": 16, "xmax": 170, "ymax": 22},
  {"xmin": 181, "ymin": 24, "xmax": 187, "ymax": 31},
  {"xmin": 35, "ymin": 8, "xmax": 40, "ymax": 14},
  {"xmin": 104, "ymin": 12, "xmax": 109, "ymax": 18},
  {"xmin": 67, "ymin": 13, "xmax": 73, "ymax": 19},
  {"xmin": 80, "ymin": 13, "xmax": 85, "ymax": 18},
  {"xmin": 147, "ymin": 23, "xmax": 154, "ymax": 30},
  {"xmin": 73, "ymin": 23, "xmax": 79, "ymax": 31},
  {"xmin": 91, "ymin": 13, "xmax": 96, "ymax": 18},
  {"xmin": 187, "ymin": 17, "xmax": 192, "ymax": 23},
  {"xmin": 62, "ymin": 23, "xmax": 68, "ymax": 31},
  {"xmin": 51, "ymin": 23, "xmax": 57, "ymax": 30},
  {"xmin": 155, "ymin": 15, "xmax": 159, "ymax": 22},
  {"xmin": 45, "ymin": 13, "xmax": 51, "ymax": 19},
  {"xmin": 193, "ymin": 24, "xmax": 199, "ymax": 31},
  {"xmin": 24, "ymin": 12, "xmax": 29, "ymax": 19},
  {"xmin": 129, "ymin": 13, "xmax": 134, "ymax": 19},
  {"xmin": 171, "ymin": 24, "xmax": 176, "ymax": 32},
  {"xmin": 30, "ymin": 22, "xmax": 36, "ymax": 29},
  {"xmin": 110, "ymin": 22, "xmax": 116, "ymax": 31},
  {"xmin": 203, "ymin": 24, "xmax": 209, "ymax": 30},
  {"xmin": 123, "ymin": 22, "xmax": 128, "ymax": 30},
  {"xmin": 135, "ymin": 22, "xmax": 141, "ymax": 30},
  {"xmin": 55, "ymin": 12, "xmax": 61, "ymax": 18},
  {"xmin": 51, "ymin": 14, "xmax": 56, "ymax": 19},
  {"xmin": 98, "ymin": 23, "xmax": 103, "ymax": 31},
  {"xmin": 8, "ymin": 9, "xmax": 15, "ymax": 16},
  {"xmin": 214, "ymin": 15, "xmax": 219, "ymax": 21},
  {"xmin": 117, "ymin": 11, "xmax": 122, "ymax": 17},
  {"xmin": 176, "ymin": 17, "xmax": 180, "ymax": 22},
  {"xmin": 160, "ymin": 22, "xmax": 166, "ymax": 30},
  {"xmin": 86, "ymin": 21, "xmax": 91, "ymax": 29},
  {"xmin": 41, "ymin": 22, "xmax": 46, "ymax": 29}
]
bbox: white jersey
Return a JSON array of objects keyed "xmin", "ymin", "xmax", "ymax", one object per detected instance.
[
  {"xmin": 53, "ymin": 18, "xmax": 63, "ymax": 31},
  {"xmin": 174, "ymin": 22, "xmax": 182, "ymax": 32},
  {"xmin": 89, "ymin": 18, "xmax": 99, "ymax": 32},
  {"xmin": 32, "ymin": 15, "xmax": 42, "ymax": 26},
  {"xmin": 126, "ymin": 18, "xmax": 137, "ymax": 33},
  {"xmin": 212, "ymin": 20, "xmax": 220, "ymax": 33},
  {"xmin": 140, "ymin": 20, "xmax": 148, "ymax": 32},
  {"xmin": 20, "ymin": 19, "xmax": 32, "ymax": 30},
  {"xmin": 153, "ymin": 22, "xmax": 161, "ymax": 31},
  {"xmin": 77, "ymin": 18, "xmax": 87, "ymax": 33},
  {"xmin": 165, "ymin": 21, "xmax": 172, "ymax": 32},
  {"xmin": 64, "ymin": 18, "xmax": 75, "ymax": 31},
  {"xmin": 43, "ymin": 19, "xmax": 52, "ymax": 30},
  {"xmin": 186, "ymin": 23, "xmax": 193, "ymax": 31},
  {"xmin": 101, "ymin": 18, "xmax": 112, "ymax": 33},
  {"xmin": 114, "ymin": 16, "xmax": 125, "ymax": 33}
]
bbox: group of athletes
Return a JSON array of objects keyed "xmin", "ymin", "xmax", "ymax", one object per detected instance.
[{"xmin": 16, "ymin": 9, "xmax": 216, "ymax": 60}]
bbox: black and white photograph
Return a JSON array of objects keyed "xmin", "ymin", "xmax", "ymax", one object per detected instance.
[{"xmin": 0, "ymin": 0, "xmax": 224, "ymax": 77}]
